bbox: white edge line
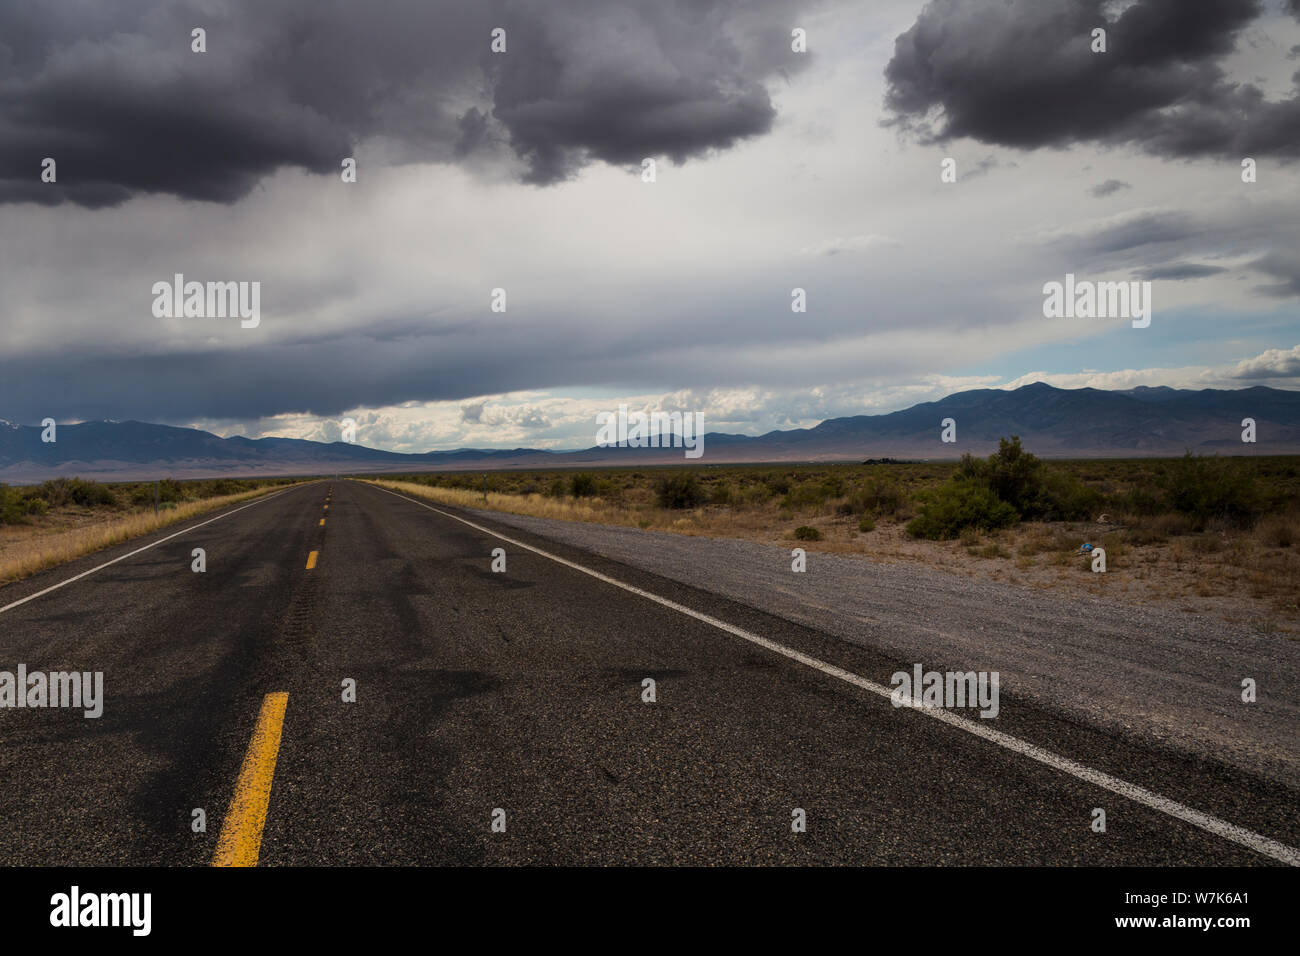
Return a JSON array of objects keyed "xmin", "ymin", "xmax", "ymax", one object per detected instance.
[
  {"xmin": 0, "ymin": 483, "xmax": 310, "ymax": 615},
  {"xmin": 369, "ymin": 481, "xmax": 1300, "ymax": 867}
]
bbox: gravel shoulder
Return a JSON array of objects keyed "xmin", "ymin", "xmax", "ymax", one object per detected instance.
[{"xmin": 458, "ymin": 505, "xmax": 1300, "ymax": 788}]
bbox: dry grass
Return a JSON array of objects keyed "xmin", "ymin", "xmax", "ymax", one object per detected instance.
[
  {"xmin": 1256, "ymin": 512, "xmax": 1299, "ymax": 549},
  {"xmin": 366, "ymin": 479, "xmax": 637, "ymax": 526},
  {"xmin": 0, "ymin": 483, "xmax": 301, "ymax": 585}
]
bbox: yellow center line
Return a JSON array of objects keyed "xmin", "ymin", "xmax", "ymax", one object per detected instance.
[
  {"xmin": 305, "ymin": 550, "xmax": 319, "ymax": 569},
  {"xmin": 212, "ymin": 692, "xmax": 289, "ymax": 867},
  {"xmin": 319, "ymin": 518, "xmax": 325, "ymax": 526}
]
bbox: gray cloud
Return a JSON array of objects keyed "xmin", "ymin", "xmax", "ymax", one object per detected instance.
[
  {"xmin": 1054, "ymin": 210, "xmax": 1199, "ymax": 256},
  {"xmin": 1135, "ymin": 262, "xmax": 1228, "ymax": 280},
  {"xmin": 1090, "ymin": 178, "xmax": 1130, "ymax": 197},
  {"xmin": 0, "ymin": 0, "xmax": 808, "ymax": 206},
  {"xmin": 1250, "ymin": 251, "xmax": 1300, "ymax": 296},
  {"xmin": 884, "ymin": 0, "xmax": 1300, "ymax": 161}
]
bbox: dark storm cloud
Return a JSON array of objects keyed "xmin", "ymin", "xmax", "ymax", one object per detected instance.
[
  {"xmin": 884, "ymin": 0, "xmax": 1300, "ymax": 161},
  {"xmin": 491, "ymin": 1, "xmax": 782, "ymax": 184},
  {"xmin": 0, "ymin": 0, "xmax": 805, "ymax": 206}
]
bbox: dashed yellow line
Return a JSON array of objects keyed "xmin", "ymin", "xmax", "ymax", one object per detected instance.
[
  {"xmin": 305, "ymin": 550, "xmax": 319, "ymax": 570},
  {"xmin": 212, "ymin": 692, "xmax": 289, "ymax": 867},
  {"xmin": 319, "ymin": 518, "xmax": 325, "ymax": 526}
]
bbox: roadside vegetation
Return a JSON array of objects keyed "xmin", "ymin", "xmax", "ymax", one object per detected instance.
[
  {"xmin": 367, "ymin": 443, "xmax": 1300, "ymax": 628},
  {"xmin": 0, "ymin": 476, "xmax": 300, "ymax": 584}
]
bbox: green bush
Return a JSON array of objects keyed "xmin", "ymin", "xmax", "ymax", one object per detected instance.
[
  {"xmin": 820, "ymin": 475, "xmax": 846, "ymax": 498},
  {"xmin": 38, "ymin": 477, "xmax": 118, "ymax": 509},
  {"xmin": 203, "ymin": 479, "xmax": 245, "ymax": 496},
  {"xmin": 655, "ymin": 473, "xmax": 705, "ymax": 509},
  {"xmin": 907, "ymin": 480, "xmax": 1019, "ymax": 540},
  {"xmin": 1161, "ymin": 453, "xmax": 1266, "ymax": 526},
  {"xmin": 765, "ymin": 475, "xmax": 792, "ymax": 496},
  {"xmin": 914, "ymin": 437, "xmax": 1103, "ymax": 533},
  {"xmin": 570, "ymin": 473, "xmax": 598, "ymax": 498},
  {"xmin": 979, "ymin": 437, "xmax": 1043, "ymax": 512},
  {"xmin": 793, "ymin": 525, "xmax": 821, "ymax": 541},
  {"xmin": 1122, "ymin": 484, "xmax": 1165, "ymax": 516},
  {"xmin": 0, "ymin": 485, "xmax": 29, "ymax": 524},
  {"xmin": 846, "ymin": 477, "xmax": 906, "ymax": 517},
  {"xmin": 781, "ymin": 482, "xmax": 827, "ymax": 509},
  {"xmin": 546, "ymin": 477, "xmax": 566, "ymax": 498},
  {"xmin": 858, "ymin": 515, "xmax": 875, "ymax": 532},
  {"xmin": 1036, "ymin": 469, "xmax": 1104, "ymax": 521}
]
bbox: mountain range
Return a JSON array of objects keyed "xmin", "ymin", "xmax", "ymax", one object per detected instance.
[{"xmin": 2, "ymin": 383, "xmax": 1297, "ymax": 482}]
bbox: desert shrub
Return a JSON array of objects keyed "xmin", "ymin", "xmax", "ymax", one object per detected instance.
[
  {"xmin": 1121, "ymin": 485, "xmax": 1165, "ymax": 516},
  {"xmin": 38, "ymin": 477, "xmax": 118, "ymax": 509},
  {"xmin": 157, "ymin": 478, "xmax": 184, "ymax": 503},
  {"xmin": 765, "ymin": 474, "xmax": 792, "ymax": 496},
  {"xmin": 781, "ymin": 482, "xmax": 827, "ymax": 510},
  {"xmin": 216, "ymin": 479, "xmax": 245, "ymax": 496},
  {"xmin": 737, "ymin": 483, "xmax": 773, "ymax": 506},
  {"xmin": 1036, "ymin": 470, "xmax": 1105, "ymax": 521},
  {"xmin": 194, "ymin": 478, "xmax": 246, "ymax": 497},
  {"xmin": 570, "ymin": 473, "xmax": 598, "ymax": 498},
  {"xmin": 922, "ymin": 437, "xmax": 1103, "ymax": 531},
  {"xmin": 858, "ymin": 515, "xmax": 875, "ymax": 532},
  {"xmin": 24, "ymin": 496, "xmax": 49, "ymax": 517},
  {"xmin": 974, "ymin": 437, "xmax": 1053, "ymax": 518},
  {"xmin": 546, "ymin": 477, "xmax": 566, "ymax": 498},
  {"xmin": 846, "ymin": 477, "xmax": 906, "ymax": 517},
  {"xmin": 793, "ymin": 525, "xmax": 821, "ymax": 541},
  {"xmin": 907, "ymin": 480, "xmax": 1018, "ymax": 540},
  {"xmin": 1161, "ymin": 453, "xmax": 1266, "ymax": 526},
  {"xmin": 655, "ymin": 473, "xmax": 705, "ymax": 509},
  {"xmin": 0, "ymin": 485, "xmax": 30, "ymax": 524},
  {"xmin": 710, "ymin": 482, "xmax": 735, "ymax": 505},
  {"xmin": 819, "ymin": 475, "xmax": 846, "ymax": 498}
]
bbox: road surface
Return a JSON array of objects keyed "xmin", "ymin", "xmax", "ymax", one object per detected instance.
[{"xmin": 0, "ymin": 480, "xmax": 1295, "ymax": 865}]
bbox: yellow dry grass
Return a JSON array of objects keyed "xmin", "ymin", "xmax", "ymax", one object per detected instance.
[
  {"xmin": 0, "ymin": 483, "xmax": 304, "ymax": 585},
  {"xmin": 364, "ymin": 479, "xmax": 633, "ymax": 525}
]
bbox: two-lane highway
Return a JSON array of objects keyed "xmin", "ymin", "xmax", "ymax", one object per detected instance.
[{"xmin": 0, "ymin": 480, "xmax": 1295, "ymax": 865}]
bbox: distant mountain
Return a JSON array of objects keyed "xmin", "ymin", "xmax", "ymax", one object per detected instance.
[{"xmin": 2, "ymin": 383, "xmax": 1297, "ymax": 482}]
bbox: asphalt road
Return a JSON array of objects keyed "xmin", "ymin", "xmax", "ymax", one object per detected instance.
[{"xmin": 0, "ymin": 479, "xmax": 1295, "ymax": 865}]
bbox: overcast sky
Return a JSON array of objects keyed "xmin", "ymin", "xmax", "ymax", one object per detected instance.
[{"xmin": 1, "ymin": 0, "xmax": 1298, "ymax": 451}]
